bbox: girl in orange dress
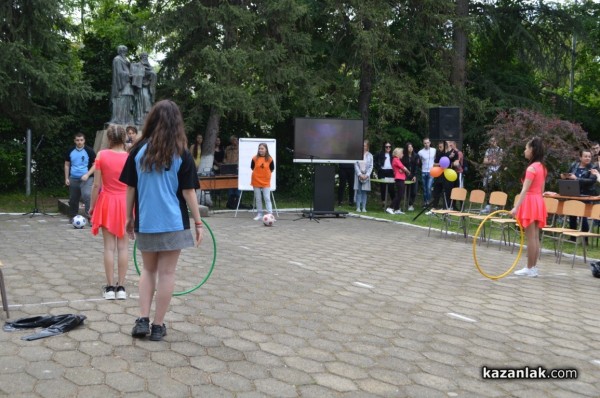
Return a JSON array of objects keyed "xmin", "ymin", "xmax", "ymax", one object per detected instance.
[
  {"xmin": 90, "ymin": 125, "xmax": 130, "ymax": 299},
  {"xmin": 511, "ymin": 137, "xmax": 547, "ymax": 277}
]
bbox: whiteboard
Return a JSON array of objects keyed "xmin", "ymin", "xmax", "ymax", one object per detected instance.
[{"xmin": 238, "ymin": 138, "xmax": 277, "ymax": 191}]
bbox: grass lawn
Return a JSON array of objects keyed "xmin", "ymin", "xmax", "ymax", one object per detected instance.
[{"xmin": 2, "ymin": 188, "xmax": 599, "ymax": 261}]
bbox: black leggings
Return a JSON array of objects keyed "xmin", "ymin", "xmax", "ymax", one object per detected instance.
[{"xmin": 391, "ymin": 179, "xmax": 405, "ymax": 211}]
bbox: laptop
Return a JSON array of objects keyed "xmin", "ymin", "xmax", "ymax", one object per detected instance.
[
  {"xmin": 220, "ymin": 163, "xmax": 238, "ymax": 175},
  {"xmin": 558, "ymin": 179, "xmax": 585, "ymax": 197}
]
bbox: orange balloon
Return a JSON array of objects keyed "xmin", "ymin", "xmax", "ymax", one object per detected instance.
[{"xmin": 430, "ymin": 166, "xmax": 443, "ymax": 178}]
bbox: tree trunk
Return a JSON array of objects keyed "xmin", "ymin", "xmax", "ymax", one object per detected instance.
[
  {"xmin": 199, "ymin": 106, "xmax": 220, "ymax": 173},
  {"xmin": 359, "ymin": 59, "xmax": 373, "ymax": 135},
  {"xmin": 358, "ymin": 19, "xmax": 374, "ymax": 135},
  {"xmin": 451, "ymin": 0, "xmax": 469, "ymax": 88}
]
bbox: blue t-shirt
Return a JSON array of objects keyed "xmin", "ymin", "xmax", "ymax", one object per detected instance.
[
  {"xmin": 64, "ymin": 145, "xmax": 96, "ymax": 178},
  {"xmin": 119, "ymin": 141, "xmax": 199, "ymax": 233}
]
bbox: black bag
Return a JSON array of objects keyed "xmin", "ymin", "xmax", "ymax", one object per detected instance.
[{"xmin": 590, "ymin": 261, "xmax": 600, "ymax": 278}]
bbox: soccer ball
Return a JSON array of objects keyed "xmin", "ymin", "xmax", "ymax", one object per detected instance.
[
  {"xmin": 262, "ymin": 213, "xmax": 275, "ymax": 227},
  {"xmin": 72, "ymin": 215, "xmax": 87, "ymax": 229}
]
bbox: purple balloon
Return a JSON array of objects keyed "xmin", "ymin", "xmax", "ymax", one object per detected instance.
[{"xmin": 439, "ymin": 156, "xmax": 450, "ymax": 169}]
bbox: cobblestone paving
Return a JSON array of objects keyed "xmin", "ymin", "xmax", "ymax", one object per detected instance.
[{"xmin": 1, "ymin": 211, "xmax": 599, "ymax": 397}]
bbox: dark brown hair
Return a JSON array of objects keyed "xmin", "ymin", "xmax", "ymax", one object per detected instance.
[{"xmin": 132, "ymin": 100, "xmax": 188, "ymax": 172}]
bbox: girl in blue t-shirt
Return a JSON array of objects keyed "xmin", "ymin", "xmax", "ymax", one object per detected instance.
[{"xmin": 120, "ymin": 100, "xmax": 203, "ymax": 342}]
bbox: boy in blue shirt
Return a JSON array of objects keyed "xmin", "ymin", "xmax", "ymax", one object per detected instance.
[{"xmin": 64, "ymin": 133, "xmax": 96, "ymax": 221}]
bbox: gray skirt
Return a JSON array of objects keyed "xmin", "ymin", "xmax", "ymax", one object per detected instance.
[{"xmin": 137, "ymin": 229, "xmax": 194, "ymax": 252}]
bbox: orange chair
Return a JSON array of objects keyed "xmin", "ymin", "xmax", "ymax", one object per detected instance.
[
  {"xmin": 557, "ymin": 203, "xmax": 600, "ymax": 267},
  {"xmin": 444, "ymin": 189, "xmax": 486, "ymax": 240},
  {"xmin": 467, "ymin": 191, "xmax": 508, "ymax": 244},
  {"xmin": 427, "ymin": 187, "xmax": 467, "ymax": 237}
]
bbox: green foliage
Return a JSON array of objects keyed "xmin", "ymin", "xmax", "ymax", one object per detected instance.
[
  {"xmin": 0, "ymin": 136, "xmax": 24, "ymax": 189},
  {"xmin": 484, "ymin": 109, "xmax": 589, "ymax": 198}
]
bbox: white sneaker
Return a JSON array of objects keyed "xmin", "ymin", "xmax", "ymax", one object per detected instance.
[
  {"xmin": 425, "ymin": 211, "xmax": 433, "ymax": 216},
  {"xmin": 386, "ymin": 208, "xmax": 394, "ymax": 215},
  {"xmin": 408, "ymin": 206, "xmax": 414, "ymax": 211},
  {"xmin": 514, "ymin": 266, "xmax": 538, "ymax": 277},
  {"xmin": 356, "ymin": 208, "xmax": 361, "ymax": 213},
  {"xmin": 253, "ymin": 214, "xmax": 263, "ymax": 221},
  {"xmin": 103, "ymin": 286, "xmax": 116, "ymax": 300},
  {"xmin": 394, "ymin": 210, "xmax": 405, "ymax": 215}
]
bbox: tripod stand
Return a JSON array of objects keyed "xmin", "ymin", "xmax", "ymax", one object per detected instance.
[{"xmin": 23, "ymin": 135, "xmax": 51, "ymax": 217}]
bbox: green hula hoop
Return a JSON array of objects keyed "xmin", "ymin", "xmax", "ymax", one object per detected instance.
[{"xmin": 133, "ymin": 219, "xmax": 217, "ymax": 296}]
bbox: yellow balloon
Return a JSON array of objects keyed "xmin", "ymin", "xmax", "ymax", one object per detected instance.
[{"xmin": 444, "ymin": 168, "xmax": 457, "ymax": 182}]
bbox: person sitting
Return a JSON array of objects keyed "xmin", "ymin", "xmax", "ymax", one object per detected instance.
[
  {"xmin": 190, "ymin": 134, "xmax": 203, "ymax": 169},
  {"xmin": 213, "ymin": 137, "xmax": 225, "ymax": 173},
  {"xmin": 562, "ymin": 149, "xmax": 598, "ymax": 233}
]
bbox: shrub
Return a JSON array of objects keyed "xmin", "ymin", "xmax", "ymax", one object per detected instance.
[{"xmin": 480, "ymin": 109, "xmax": 589, "ymax": 199}]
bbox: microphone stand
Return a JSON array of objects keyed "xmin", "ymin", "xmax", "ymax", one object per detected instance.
[{"xmin": 23, "ymin": 135, "xmax": 51, "ymax": 217}]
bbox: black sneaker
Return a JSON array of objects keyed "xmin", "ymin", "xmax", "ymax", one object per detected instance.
[
  {"xmin": 131, "ymin": 317, "xmax": 150, "ymax": 338},
  {"xmin": 149, "ymin": 323, "xmax": 167, "ymax": 341}
]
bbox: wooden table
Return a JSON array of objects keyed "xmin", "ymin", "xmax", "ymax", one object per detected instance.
[
  {"xmin": 199, "ymin": 175, "xmax": 238, "ymax": 191},
  {"xmin": 371, "ymin": 178, "xmax": 415, "ymax": 211},
  {"xmin": 543, "ymin": 193, "xmax": 600, "ymax": 217}
]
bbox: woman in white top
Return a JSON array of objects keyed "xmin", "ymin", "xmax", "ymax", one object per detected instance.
[{"xmin": 354, "ymin": 140, "xmax": 374, "ymax": 213}]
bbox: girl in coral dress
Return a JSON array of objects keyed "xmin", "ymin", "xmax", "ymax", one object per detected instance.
[
  {"xmin": 90, "ymin": 125, "xmax": 130, "ymax": 299},
  {"xmin": 511, "ymin": 137, "xmax": 547, "ymax": 277}
]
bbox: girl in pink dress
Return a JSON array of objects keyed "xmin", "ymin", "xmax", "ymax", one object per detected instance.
[
  {"xmin": 90, "ymin": 125, "xmax": 130, "ymax": 299},
  {"xmin": 511, "ymin": 137, "xmax": 547, "ymax": 277}
]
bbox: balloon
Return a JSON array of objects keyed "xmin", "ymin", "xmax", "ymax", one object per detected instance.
[
  {"xmin": 439, "ymin": 156, "xmax": 451, "ymax": 169},
  {"xmin": 429, "ymin": 166, "xmax": 443, "ymax": 178},
  {"xmin": 444, "ymin": 168, "xmax": 458, "ymax": 182}
]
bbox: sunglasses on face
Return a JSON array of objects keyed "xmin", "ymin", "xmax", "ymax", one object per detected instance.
[{"xmin": 385, "ymin": 145, "xmax": 391, "ymax": 148}]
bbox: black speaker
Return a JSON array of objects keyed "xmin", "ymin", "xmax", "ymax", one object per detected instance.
[
  {"xmin": 429, "ymin": 107, "xmax": 461, "ymax": 141},
  {"xmin": 314, "ymin": 165, "xmax": 335, "ymax": 212}
]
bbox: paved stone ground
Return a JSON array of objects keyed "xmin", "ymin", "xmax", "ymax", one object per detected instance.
[{"xmin": 1, "ymin": 211, "xmax": 600, "ymax": 397}]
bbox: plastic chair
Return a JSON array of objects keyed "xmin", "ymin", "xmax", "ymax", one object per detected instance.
[
  {"xmin": 557, "ymin": 203, "xmax": 600, "ymax": 267},
  {"xmin": 427, "ymin": 187, "xmax": 467, "ymax": 237},
  {"xmin": 539, "ymin": 197, "xmax": 563, "ymax": 258},
  {"xmin": 484, "ymin": 194, "xmax": 520, "ymax": 251},
  {"xmin": 466, "ymin": 191, "xmax": 508, "ymax": 243},
  {"xmin": 444, "ymin": 189, "xmax": 486, "ymax": 240}
]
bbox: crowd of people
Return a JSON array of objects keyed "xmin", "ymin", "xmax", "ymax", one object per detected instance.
[{"xmin": 339, "ymin": 137, "xmax": 471, "ymax": 214}]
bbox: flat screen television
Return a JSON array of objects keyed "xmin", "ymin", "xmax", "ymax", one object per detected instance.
[{"xmin": 293, "ymin": 117, "xmax": 364, "ymax": 163}]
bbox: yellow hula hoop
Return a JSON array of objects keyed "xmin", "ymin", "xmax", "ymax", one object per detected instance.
[{"xmin": 472, "ymin": 209, "xmax": 524, "ymax": 280}]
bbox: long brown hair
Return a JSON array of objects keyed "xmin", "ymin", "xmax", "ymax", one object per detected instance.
[
  {"xmin": 256, "ymin": 143, "xmax": 272, "ymax": 161},
  {"xmin": 132, "ymin": 100, "xmax": 188, "ymax": 172}
]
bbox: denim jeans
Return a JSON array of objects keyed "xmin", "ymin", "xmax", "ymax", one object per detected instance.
[
  {"xmin": 421, "ymin": 172, "xmax": 433, "ymax": 204},
  {"xmin": 254, "ymin": 187, "xmax": 272, "ymax": 215},
  {"xmin": 68, "ymin": 176, "xmax": 93, "ymax": 218}
]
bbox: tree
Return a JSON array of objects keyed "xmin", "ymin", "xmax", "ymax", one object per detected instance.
[{"xmin": 0, "ymin": 0, "xmax": 93, "ymax": 188}]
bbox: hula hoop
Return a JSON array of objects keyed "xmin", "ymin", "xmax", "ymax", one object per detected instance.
[
  {"xmin": 472, "ymin": 209, "xmax": 524, "ymax": 280},
  {"xmin": 133, "ymin": 219, "xmax": 217, "ymax": 296}
]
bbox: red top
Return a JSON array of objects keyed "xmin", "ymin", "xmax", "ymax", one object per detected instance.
[{"xmin": 392, "ymin": 157, "xmax": 407, "ymax": 181}]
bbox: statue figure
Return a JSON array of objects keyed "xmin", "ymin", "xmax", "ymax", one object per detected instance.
[
  {"xmin": 132, "ymin": 53, "xmax": 157, "ymax": 126},
  {"xmin": 109, "ymin": 45, "xmax": 135, "ymax": 125}
]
